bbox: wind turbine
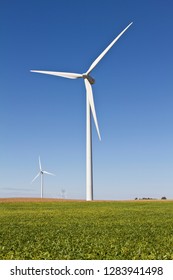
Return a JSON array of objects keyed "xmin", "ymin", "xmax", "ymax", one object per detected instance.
[
  {"xmin": 31, "ymin": 22, "xmax": 133, "ymax": 201},
  {"xmin": 31, "ymin": 156, "xmax": 55, "ymax": 198}
]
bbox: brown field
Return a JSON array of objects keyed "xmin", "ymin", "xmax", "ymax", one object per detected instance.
[
  {"xmin": 0, "ymin": 197, "xmax": 172, "ymax": 203},
  {"xmin": 0, "ymin": 197, "xmax": 83, "ymax": 203}
]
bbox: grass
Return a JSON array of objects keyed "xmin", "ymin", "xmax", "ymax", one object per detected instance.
[{"xmin": 0, "ymin": 199, "xmax": 173, "ymax": 259}]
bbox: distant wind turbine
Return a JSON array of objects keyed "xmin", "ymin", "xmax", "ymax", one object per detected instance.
[
  {"xmin": 61, "ymin": 188, "xmax": 66, "ymax": 199},
  {"xmin": 31, "ymin": 157, "xmax": 55, "ymax": 198},
  {"xmin": 31, "ymin": 22, "xmax": 133, "ymax": 201}
]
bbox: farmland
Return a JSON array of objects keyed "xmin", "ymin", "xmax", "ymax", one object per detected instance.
[{"xmin": 0, "ymin": 199, "xmax": 173, "ymax": 260}]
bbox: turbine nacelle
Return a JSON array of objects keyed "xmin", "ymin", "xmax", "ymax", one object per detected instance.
[{"xmin": 82, "ymin": 74, "xmax": 95, "ymax": 85}]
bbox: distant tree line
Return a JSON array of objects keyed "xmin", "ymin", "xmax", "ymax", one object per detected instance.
[{"xmin": 134, "ymin": 197, "xmax": 167, "ymax": 200}]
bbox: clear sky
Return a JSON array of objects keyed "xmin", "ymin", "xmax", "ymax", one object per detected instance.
[{"xmin": 1, "ymin": 0, "xmax": 173, "ymax": 200}]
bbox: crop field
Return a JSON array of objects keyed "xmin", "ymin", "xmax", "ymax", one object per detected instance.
[{"xmin": 0, "ymin": 198, "xmax": 173, "ymax": 260}]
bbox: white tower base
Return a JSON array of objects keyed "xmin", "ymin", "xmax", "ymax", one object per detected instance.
[{"xmin": 86, "ymin": 94, "xmax": 93, "ymax": 201}]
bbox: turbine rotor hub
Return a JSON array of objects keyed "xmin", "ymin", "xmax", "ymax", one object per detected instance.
[{"xmin": 82, "ymin": 74, "xmax": 95, "ymax": 85}]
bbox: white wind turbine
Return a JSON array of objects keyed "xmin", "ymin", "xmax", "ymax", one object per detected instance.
[
  {"xmin": 31, "ymin": 156, "xmax": 55, "ymax": 198},
  {"xmin": 31, "ymin": 22, "xmax": 133, "ymax": 201}
]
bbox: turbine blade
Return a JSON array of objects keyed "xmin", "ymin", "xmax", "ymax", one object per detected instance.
[
  {"xmin": 39, "ymin": 156, "xmax": 42, "ymax": 171},
  {"xmin": 43, "ymin": 171, "xmax": 55, "ymax": 176},
  {"xmin": 86, "ymin": 22, "xmax": 133, "ymax": 74},
  {"xmin": 30, "ymin": 70, "xmax": 82, "ymax": 79},
  {"xmin": 31, "ymin": 172, "xmax": 40, "ymax": 183},
  {"xmin": 84, "ymin": 79, "xmax": 101, "ymax": 140}
]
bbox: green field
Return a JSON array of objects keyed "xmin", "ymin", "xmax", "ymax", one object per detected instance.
[{"xmin": 0, "ymin": 200, "xmax": 173, "ymax": 260}]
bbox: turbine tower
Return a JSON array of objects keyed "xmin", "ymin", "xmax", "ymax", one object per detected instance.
[
  {"xmin": 31, "ymin": 156, "xmax": 55, "ymax": 198},
  {"xmin": 31, "ymin": 22, "xmax": 133, "ymax": 201}
]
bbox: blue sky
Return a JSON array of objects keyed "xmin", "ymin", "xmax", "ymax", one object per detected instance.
[{"xmin": 1, "ymin": 0, "xmax": 173, "ymax": 200}]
